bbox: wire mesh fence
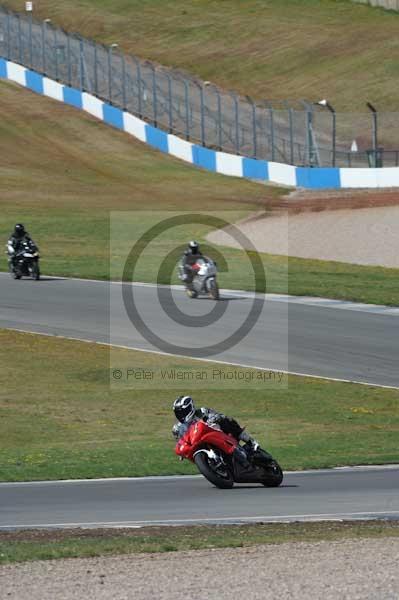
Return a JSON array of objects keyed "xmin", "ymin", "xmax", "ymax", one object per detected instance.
[{"xmin": 0, "ymin": 6, "xmax": 398, "ymax": 168}]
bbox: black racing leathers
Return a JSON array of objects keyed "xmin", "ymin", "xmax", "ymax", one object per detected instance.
[
  {"xmin": 7, "ymin": 233, "xmax": 34, "ymax": 267},
  {"xmin": 193, "ymin": 407, "xmax": 244, "ymax": 440},
  {"xmin": 181, "ymin": 250, "xmax": 203, "ymax": 283}
]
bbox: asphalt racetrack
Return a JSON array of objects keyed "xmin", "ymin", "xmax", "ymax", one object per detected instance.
[
  {"xmin": 1, "ymin": 467, "xmax": 398, "ymax": 529},
  {"xmin": 0, "ymin": 273, "xmax": 398, "ymax": 387},
  {"xmin": 1, "ymin": 273, "xmax": 399, "ymax": 526}
]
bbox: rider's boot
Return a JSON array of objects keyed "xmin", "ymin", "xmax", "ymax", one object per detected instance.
[{"xmin": 233, "ymin": 446, "xmax": 251, "ymax": 469}]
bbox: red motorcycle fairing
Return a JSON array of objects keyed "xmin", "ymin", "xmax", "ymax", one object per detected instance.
[{"xmin": 175, "ymin": 419, "xmax": 238, "ymax": 462}]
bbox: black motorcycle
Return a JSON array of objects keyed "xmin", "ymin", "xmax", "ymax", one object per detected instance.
[{"xmin": 9, "ymin": 240, "xmax": 41, "ymax": 280}]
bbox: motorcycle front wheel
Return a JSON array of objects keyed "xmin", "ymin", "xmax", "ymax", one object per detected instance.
[
  {"xmin": 30, "ymin": 262, "xmax": 40, "ymax": 281},
  {"xmin": 194, "ymin": 452, "xmax": 234, "ymax": 489},
  {"xmin": 9, "ymin": 263, "xmax": 19, "ymax": 279},
  {"xmin": 208, "ymin": 279, "xmax": 220, "ymax": 301},
  {"xmin": 262, "ymin": 461, "xmax": 284, "ymax": 487},
  {"xmin": 186, "ymin": 288, "xmax": 198, "ymax": 299}
]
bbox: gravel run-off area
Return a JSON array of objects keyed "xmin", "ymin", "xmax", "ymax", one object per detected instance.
[
  {"xmin": 1, "ymin": 537, "xmax": 399, "ymax": 600},
  {"xmin": 208, "ymin": 205, "xmax": 399, "ymax": 268}
]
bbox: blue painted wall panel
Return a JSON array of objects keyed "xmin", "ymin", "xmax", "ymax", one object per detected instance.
[
  {"xmin": 296, "ymin": 167, "xmax": 341, "ymax": 189},
  {"xmin": 0, "ymin": 58, "xmax": 7, "ymax": 78},
  {"xmin": 26, "ymin": 70, "xmax": 44, "ymax": 94},
  {"xmin": 192, "ymin": 145, "xmax": 216, "ymax": 172},
  {"xmin": 63, "ymin": 86, "xmax": 83, "ymax": 109},
  {"xmin": 103, "ymin": 104, "xmax": 124, "ymax": 129},
  {"xmin": 243, "ymin": 158, "xmax": 268, "ymax": 180},
  {"xmin": 146, "ymin": 125, "xmax": 169, "ymax": 153}
]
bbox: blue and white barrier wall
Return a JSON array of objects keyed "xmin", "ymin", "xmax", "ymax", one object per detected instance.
[{"xmin": 2, "ymin": 58, "xmax": 399, "ymax": 190}]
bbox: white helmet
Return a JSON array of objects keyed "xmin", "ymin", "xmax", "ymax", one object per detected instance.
[
  {"xmin": 188, "ymin": 240, "xmax": 200, "ymax": 254},
  {"xmin": 173, "ymin": 395, "xmax": 195, "ymax": 423}
]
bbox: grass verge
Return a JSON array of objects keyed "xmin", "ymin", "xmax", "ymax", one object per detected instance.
[
  {"xmin": 1, "ymin": 329, "xmax": 398, "ymax": 481},
  {"xmin": 4, "ymin": 0, "xmax": 399, "ymax": 110},
  {"xmin": 1, "ymin": 521, "xmax": 399, "ymax": 564}
]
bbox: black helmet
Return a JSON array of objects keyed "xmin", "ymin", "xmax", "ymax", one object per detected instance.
[
  {"xmin": 173, "ymin": 395, "xmax": 196, "ymax": 423},
  {"xmin": 188, "ymin": 240, "xmax": 199, "ymax": 254},
  {"xmin": 14, "ymin": 223, "xmax": 25, "ymax": 238}
]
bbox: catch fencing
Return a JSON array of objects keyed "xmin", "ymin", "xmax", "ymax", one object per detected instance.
[
  {"xmin": 352, "ymin": 0, "xmax": 399, "ymax": 10},
  {"xmin": 0, "ymin": 6, "xmax": 398, "ymax": 169}
]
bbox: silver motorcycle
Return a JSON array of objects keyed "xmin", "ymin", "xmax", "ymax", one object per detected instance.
[{"xmin": 178, "ymin": 256, "xmax": 220, "ymax": 300}]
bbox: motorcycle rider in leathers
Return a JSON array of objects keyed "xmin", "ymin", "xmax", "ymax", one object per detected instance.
[
  {"xmin": 180, "ymin": 240, "xmax": 203, "ymax": 286},
  {"xmin": 7, "ymin": 224, "xmax": 36, "ymax": 272},
  {"xmin": 172, "ymin": 395, "xmax": 259, "ymax": 467}
]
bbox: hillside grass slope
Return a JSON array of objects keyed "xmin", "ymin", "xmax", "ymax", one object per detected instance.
[{"xmin": 3, "ymin": 0, "xmax": 399, "ymax": 110}]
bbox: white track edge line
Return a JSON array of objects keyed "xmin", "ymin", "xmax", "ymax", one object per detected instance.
[{"xmin": 2, "ymin": 511, "xmax": 399, "ymax": 529}]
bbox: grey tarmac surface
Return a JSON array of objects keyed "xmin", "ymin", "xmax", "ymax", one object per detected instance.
[
  {"xmin": 0, "ymin": 467, "xmax": 398, "ymax": 529},
  {"xmin": 0, "ymin": 273, "xmax": 398, "ymax": 387}
]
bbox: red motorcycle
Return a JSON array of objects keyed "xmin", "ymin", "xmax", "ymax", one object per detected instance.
[{"xmin": 175, "ymin": 419, "xmax": 283, "ymax": 489}]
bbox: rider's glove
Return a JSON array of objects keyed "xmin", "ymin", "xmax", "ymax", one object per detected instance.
[{"xmin": 172, "ymin": 424, "xmax": 181, "ymax": 439}]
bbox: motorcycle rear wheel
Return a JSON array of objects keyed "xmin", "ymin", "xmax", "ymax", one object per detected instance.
[
  {"xmin": 194, "ymin": 452, "xmax": 234, "ymax": 489},
  {"xmin": 262, "ymin": 461, "xmax": 283, "ymax": 487}
]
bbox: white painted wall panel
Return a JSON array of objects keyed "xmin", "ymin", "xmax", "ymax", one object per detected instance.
[
  {"xmin": 123, "ymin": 112, "xmax": 146, "ymax": 142},
  {"xmin": 167, "ymin": 135, "xmax": 193, "ymax": 163},
  {"xmin": 82, "ymin": 93, "xmax": 104, "ymax": 120},
  {"xmin": 340, "ymin": 168, "xmax": 378, "ymax": 188},
  {"xmin": 268, "ymin": 162, "xmax": 297, "ymax": 186},
  {"xmin": 216, "ymin": 152, "xmax": 243, "ymax": 177},
  {"xmin": 43, "ymin": 77, "xmax": 64, "ymax": 101},
  {"xmin": 6, "ymin": 62, "xmax": 26, "ymax": 86}
]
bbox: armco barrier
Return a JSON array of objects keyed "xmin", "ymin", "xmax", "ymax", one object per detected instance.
[{"xmin": 2, "ymin": 58, "xmax": 399, "ymax": 190}]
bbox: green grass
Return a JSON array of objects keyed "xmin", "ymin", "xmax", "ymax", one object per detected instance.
[
  {"xmin": 1, "ymin": 520, "xmax": 399, "ymax": 564},
  {"xmin": 4, "ymin": 0, "xmax": 399, "ymax": 110},
  {"xmin": 1, "ymin": 329, "xmax": 398, "ymax": 482},
  {"xmin": 1, "ymin": 81, "xmax": 399, "ymax": 304}
]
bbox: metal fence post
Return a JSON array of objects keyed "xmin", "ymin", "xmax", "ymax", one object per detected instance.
[
  {"xmin": 306, "ymin": 108, "xmax": 313, "ymax": 166},
  {"xmin": 315, "ymin": 100, "xmax": 336, "ymax": 167},
  {"xmin": 269, "ymin": 107, "xmax": 275, "ymax": 161},
  {"xmin": 288, "ymin": 107, "xmax": 294, "ymax": 164},
  {"xmin": 17, "ymin": 13, "xmax": 22, "ymax": 64},
  {"xmin": 79, "ymin": 38, "xmax": 84, "ymax": 90},
  {"xmin": 6, "ymin": 12, "xmax": 10, "ymax": 60},
  {"xmin": 248, "ymin": 96, "xmax": 257, "ymax": 158},
  {"xmin": 131, "ymin": 56, "xmax": 142, "ymax": 118},
  {"xmin": 367, "ymin": 102, "xmax": 378, "ymax": 167},
  {"xmin": 166, "ymin": 73, "xmax": 173, "ymax": 132},
  {"xmin": 66, "ymin": 33, "xmax": 71, "ymax": 85},
  {"xmin": 28, "ymin": 12, "xmax": 33, "ymax": 67},
  {"xmin": 41, "ymin": 21, "xmax": 45, "ymax": 73},
  {"xmin": 108, "ymin": 46, "xmax": 112, "ymax": 103},
  {"xmin": 184, "ymin": 80, "xmax": 190, "ymax": 140},
  {"xmin": 195, "ymin": 82, "xmax": 205, "ymax": 145},
  {"xmin": 93, "ymin": 42, "xmax": 98, "ymax": 95},
  {"xmin": 332, "ymin": 111, "xmax": 337, "ymax": 167},
  {"xmin": 54, "ymin": 28, "xmax": 58, "ymax": 80},
  {"xmin": 216, "ymin": 88, "xmax": 222, "ymax": 150},
  {"xmin": 231, "ymin": 93, "xmax": 240, "ymax": 154},
  {"xmin": 151, "ymin": 64, "xmax": 157, "ymax": 126},
  {"xmin": 121, "ymin": 54, "xmax": 126, "ymax": 109}
]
